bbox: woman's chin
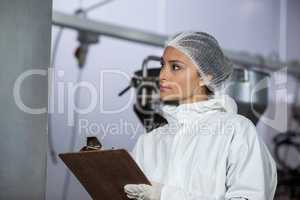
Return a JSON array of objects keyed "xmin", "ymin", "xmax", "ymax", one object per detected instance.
[{"xmin": 160, "ymin": 95, "xmax": 180, "ymax": 104}]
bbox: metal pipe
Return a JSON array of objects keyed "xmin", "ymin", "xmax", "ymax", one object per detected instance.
[
  {"xmin": 52, "ymin": 11, "xmax": 168, "ymax": 47},
  {"xmin": 52, "ymin": 11, "xmax": 300, "ymax": 77}
]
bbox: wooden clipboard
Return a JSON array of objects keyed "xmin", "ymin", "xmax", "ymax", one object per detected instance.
[{"xmin": 59, "ymin": 149, "xmax": 150, "ymax": 200}]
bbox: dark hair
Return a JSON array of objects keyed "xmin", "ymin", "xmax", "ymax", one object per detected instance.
[{"xmin": 204, "ymin": 85, "xmax": 214, "ymax": 96}]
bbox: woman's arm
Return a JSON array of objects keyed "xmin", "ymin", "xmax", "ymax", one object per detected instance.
[
  {"xmin": 224, "ymin": 117, "xmax": 277, "ymax": 200},
  {"xmin": 130, "ymin": 133, "xmax": 146, "ymax": 171}
]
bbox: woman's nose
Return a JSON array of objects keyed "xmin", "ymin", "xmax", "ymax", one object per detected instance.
[{"xmin": 159, "ymin": 67, "xmax": 168, "ymax": 82}]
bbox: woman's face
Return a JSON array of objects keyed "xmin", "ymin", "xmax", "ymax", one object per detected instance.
[{"xmin": 159, "ymin": 46, "xmax": 210, "ymax": 104}]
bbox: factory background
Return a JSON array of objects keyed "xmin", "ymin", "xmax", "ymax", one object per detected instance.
[{"xmin": 0, "ymin": 0, "xmax": 299, "ymax": 199}]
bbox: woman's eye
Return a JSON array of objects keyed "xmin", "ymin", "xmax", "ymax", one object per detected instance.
[{"xmin": 171, "ymin": 64, "xmax": 181, "ymax": 71}]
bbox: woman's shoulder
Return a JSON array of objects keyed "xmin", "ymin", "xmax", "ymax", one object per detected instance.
[
  {"xmin": 211, "ymin": 111, "xmax": 255, "ymax": 126},
  {"xmin": 224, "ymin": 113, "xmax": 260, "ymax": 144},
  {"xmin": 207, "ymin": 111, "xmax": 258, "ymax": 139}
]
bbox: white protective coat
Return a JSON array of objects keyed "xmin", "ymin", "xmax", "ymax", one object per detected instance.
[{"xmin": 130, "ymin": 95, "xmax": 277, "ymax": 200}]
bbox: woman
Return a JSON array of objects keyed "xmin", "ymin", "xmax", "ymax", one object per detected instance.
[{"xmin": 124, "ymin": 32, "xmax": 277, "ymax": 200}]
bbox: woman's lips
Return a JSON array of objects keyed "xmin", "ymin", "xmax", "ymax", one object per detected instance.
[{"xmin": 160, "ymin": 85, "xmax": 171, "ymax": 92}]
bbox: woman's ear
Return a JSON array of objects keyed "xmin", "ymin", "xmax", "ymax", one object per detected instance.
[
  {"xmin": 198, "ymin": 79, "xmax": 206, "ymax": 87},
  {"xmin": 198, "ymin": 74, "xmax": 213, "ymax": 87}
]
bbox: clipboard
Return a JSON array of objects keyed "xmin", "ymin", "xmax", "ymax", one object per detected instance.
[{"xmin": 59, "ymin": 149, "xmax": 150, "ymax": 200}]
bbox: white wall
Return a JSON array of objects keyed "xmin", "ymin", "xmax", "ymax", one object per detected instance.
[
  {"xmin": 48, "ymin": 0, "xmax": 299, "ymax": 199},
  {"xmin": 286, "ymin": 0, "xmax": 300, "ymax": 60},
  {"xmin": 165, "ymin": 0, "xmax": 280, "ymax": 57}
]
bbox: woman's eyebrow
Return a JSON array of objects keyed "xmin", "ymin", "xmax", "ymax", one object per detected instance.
[
  {"xmin": 161, "ymin": 57, "xmax": 185, "ymax": 64},
  {"xmin": 168, "ymin": 59, "xmax": 185, "ymax": 64}
]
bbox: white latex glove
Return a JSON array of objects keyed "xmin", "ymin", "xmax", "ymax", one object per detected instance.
[{"xmin": 124, "ymin": 181, "xmax": 163, "ymax": 200}]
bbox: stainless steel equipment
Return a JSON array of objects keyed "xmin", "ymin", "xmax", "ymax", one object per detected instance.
[
  {"xmin": 119, "ymin": 56, "xmax": 166, "ymax": 132},
  {"xmin": 226, "ymin": 66, "xmax": 270, "ymax": 125}
]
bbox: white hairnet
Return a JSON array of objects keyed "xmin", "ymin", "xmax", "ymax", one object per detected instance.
[{"xmin": 165, "ymin": 31, "xmax": 233, "ymax": 93}]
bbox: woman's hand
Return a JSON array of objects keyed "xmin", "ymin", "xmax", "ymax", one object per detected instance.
[{"xmin": 124, "ymin": 181, "xmax": 163, "ymax": 200}]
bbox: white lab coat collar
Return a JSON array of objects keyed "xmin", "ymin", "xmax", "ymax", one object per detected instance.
[{"xmin": 159, "ymin": 94, "xmax": 238, "ymax": 125}]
